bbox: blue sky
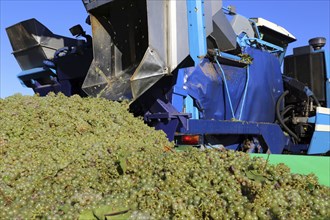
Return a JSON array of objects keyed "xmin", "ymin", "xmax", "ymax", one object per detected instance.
[{"xmin": 0, "ymin": 0, "xmax": 329, "ymax": 98}]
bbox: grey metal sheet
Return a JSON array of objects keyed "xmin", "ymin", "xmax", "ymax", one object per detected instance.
[
  {"xmin": 83, "ymin": 0, "xmax": 115, "ymax": 12},
  {"xmin": 172, "ymin": 0, "xmax": 189, "ymax": 71},
  {"xmin": 211, "ymin": 0, "xmax": 222, "ymax": 16},
  {"xmin": 205, "ymin": 1, "xmax": 213, "ymax": 36},
  {"xmin": 82, "ymin": 14, "xmax": 132, "ymax": 100},
  {"xmin": 230, "ymin": 14, "xmax": 255, "ymax": 38},
  {"xmin": 211, "ymin": 10, "xmax": 237, "ymax": 51},
  {"xmin": 6, "ymin": 18, "xmax": 81, "ymax": 70},
  {"xmin": 146, "ymin": 0, "xmax": 167, "ymax": 65},
  {"xmin": 130, "ymin": 47, "xmax": 167, "ymax": 99}
]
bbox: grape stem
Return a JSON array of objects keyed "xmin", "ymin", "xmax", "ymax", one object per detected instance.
[
  {"xmin": 262, "ymin": 153, "xmax": 270, "ymax": 173},
  {"xmin": 104, "ymin": 209, "xmax": 130, "ymax": 216}
]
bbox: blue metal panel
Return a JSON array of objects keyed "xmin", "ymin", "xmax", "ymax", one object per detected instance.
[
  {"xmin": 180, "ymin": 120, "xmax": 287, "ymax": 154},
  {"xmin": 308, "ymin": 116, "xmax": 316, "ymax": 123},
  {"xmin": 172, "ymin": 95, "xmax": 184, "ymax": 113},
  {"xmin": 153, "ymin": 119, "xmax": 179, "ymax": 142},
  {"xmin": 172, "ymin": 69, "xmax": 187, "ymax": 113},
  {"xmin": 144, "ymin": 98, "xmax": 191, "ymax": 141},
  {"xmin": 186, "ymin": 0, "xmax": 207, "ymax": 64},
  {"xmin": 308, "ymin": 132, "xmax": 330, "ymax": 154},
  {"xmin": 172, "ymin": 68, "xmax": 199, "ymax": 119},
  {"xmin": 314, "ymin": 113, "xmax": 330, "ymax": 123},
  {"xmin": 308, "ymin": 107, "xmax": 330, "ymax": 154},
  {"xmin": 17, "ymin": 67, "xmax": 55, "ymax": 84},
  {"xmin": 184, "ymin": 95, "xmax": 199, "ymax": 119}
]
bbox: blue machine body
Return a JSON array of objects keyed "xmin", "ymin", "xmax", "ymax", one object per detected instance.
[
  {"xmin": 168, "ymin": 1, "xmax": 290, "ymax": 153},
  {"xmin": 170, "ymin": 45, "xmax": 289, "ymax": 153},
  {"xmin": 6, "ymin": 0, "xmax": 330, "ymax": 154},
  {"xmin": 170, "ymin": 1, "xmax": 329, "ymax": 154},
  {"xmin": 182, "ymin": 47, "xmax": 283, "ymax": 122}
]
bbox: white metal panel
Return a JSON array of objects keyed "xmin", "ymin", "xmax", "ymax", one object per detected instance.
[
  {"xmin": 252, "ymin": 17, "xmax": 296, "ymax": 40},
  {"xmin": 317, "ymin": 107, "xmax": 330, "ymax": 115},
  {"xmin": 172, "ymin": 0, "xmax": 189, "ymax": 71},
  {"xmin": 315, "ymin": 124, "xmax": 330, "ymax": 132},
  {"xmin": 168, "ymin": 0, "xmax": 177, "ymax": 71}
]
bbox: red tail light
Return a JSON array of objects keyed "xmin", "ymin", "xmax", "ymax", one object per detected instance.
[{"xmin": 181, "ymin": 135, "xmax": 200, "ymax": 145}]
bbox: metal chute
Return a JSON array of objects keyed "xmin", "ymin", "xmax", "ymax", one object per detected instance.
[
  {"xmin": 6, "ymin": 18, "xmax": 81, "ymax": 70},
  {"xmin": 82, "ymin": 0, "xmax": 190, "ymax": 101},
  {"xmin": 130, "ymin": 47, "xmax": 168, "ymax": 99},
  {"xmin": 81, "ymin": 14, "xmax": 132, "ymax": 100}
]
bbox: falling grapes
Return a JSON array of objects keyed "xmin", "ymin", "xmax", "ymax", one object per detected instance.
[{"xmin": 0, "ymin": 93, "xmax": 329, "ymax": 220}]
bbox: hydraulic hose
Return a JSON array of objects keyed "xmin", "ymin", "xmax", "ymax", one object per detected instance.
[
  {"xmin": 283, "ymin": 117, "xmax": 291, "ymax": 123},
  {"xmin": 238, "ymin": 66, "xmax": 250, "ymax": 120},
  {"xmin": 304, "ymin": 86, "xmax": 321, "ymax": 107},
  {"xmin": 311, "ymin": 94, "xmax": 321, "ymax": 107},
  {"xmin": 281, "ymin": 105, "xmax": 295, "ymax": 117},
  {"xmin": 215, "ymin": 57, "xmax": 235, "ymax": 119},
  {"xmin": 214, "ymin": 56, "xmax": 250, "ymax": 120},
  {"xmin": 276, "ymin": 90, "xmax": 300, "ymax": 142}
]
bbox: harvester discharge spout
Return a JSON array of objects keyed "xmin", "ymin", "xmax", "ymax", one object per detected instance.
[
  {"xmin": 81, "ymin": 0, "xmax": 191, "ymax": 101},
  {"xmin": 6, "ymin": 18, "xmax": 92, "ymax": 96}
]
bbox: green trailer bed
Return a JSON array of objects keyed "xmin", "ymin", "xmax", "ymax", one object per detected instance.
[
  {"xmin": 251, "ymin": 154, "xmax": 330, "ymax": 187},
  {"xmin": 176, "ymin": 146, "xmax": 329, "ymax": 187}
]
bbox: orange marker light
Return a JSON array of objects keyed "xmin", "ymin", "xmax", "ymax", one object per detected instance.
[{"xmin": 181, "ymin": 135, "xmax": 200, "ymax": 145}]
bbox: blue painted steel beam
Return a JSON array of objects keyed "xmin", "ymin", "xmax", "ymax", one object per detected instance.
[
  {"xmin": 186, "ymin": 0, "xmax": 207, "ymax": 64},
  {"xmin": 245, "ymin": 38, "xmax": 284, "ymax": 52},
  {"xmin": 184, "ymin": 0, "xmax": 208, "ymax": 119},
  {"xmin": 180, "ymin": 120, "xmax": 287, "ymax": 154}
]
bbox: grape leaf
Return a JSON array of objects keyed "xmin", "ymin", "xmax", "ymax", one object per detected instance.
[
  {"xmin": 245, "ymin": 170, "xmax": 267, "ymax": 182},
  {"xmin": 79, "ymin": 210, "xmax": 96, "ymax": 220}
]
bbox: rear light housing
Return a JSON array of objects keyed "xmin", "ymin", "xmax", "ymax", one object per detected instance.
[{"xmin": 175, "ymin": 134, "xmax": 203, "ymax": 146}]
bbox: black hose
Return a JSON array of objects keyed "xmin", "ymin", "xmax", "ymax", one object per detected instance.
[
  {"xmin": 283, "ymin": 117, "xmax": 291, "ymax": 123},
  {"xmin": 281, "ymin": 105, "xmax": 295, "ymax": 117},
  {"xmin": 276, "ymin": 90, "xmax": 300, "ymax": 142},
  {"xmin": 274, "ymin": 105, "xmax": 293, "ymax": 124},
  {"xmin": 312, "ymin": 94, "xmax": 321, "ymax": 107}
]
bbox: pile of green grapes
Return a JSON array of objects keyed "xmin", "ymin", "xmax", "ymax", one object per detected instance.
[{"xmin": 0, "ymin": 94, "xmax": 329, "ymax": 220}]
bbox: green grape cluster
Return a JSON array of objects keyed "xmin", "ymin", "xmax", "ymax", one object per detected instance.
[{"xmin": 0, "ymin": 93, "xmax": 329, "ymax": 220}]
